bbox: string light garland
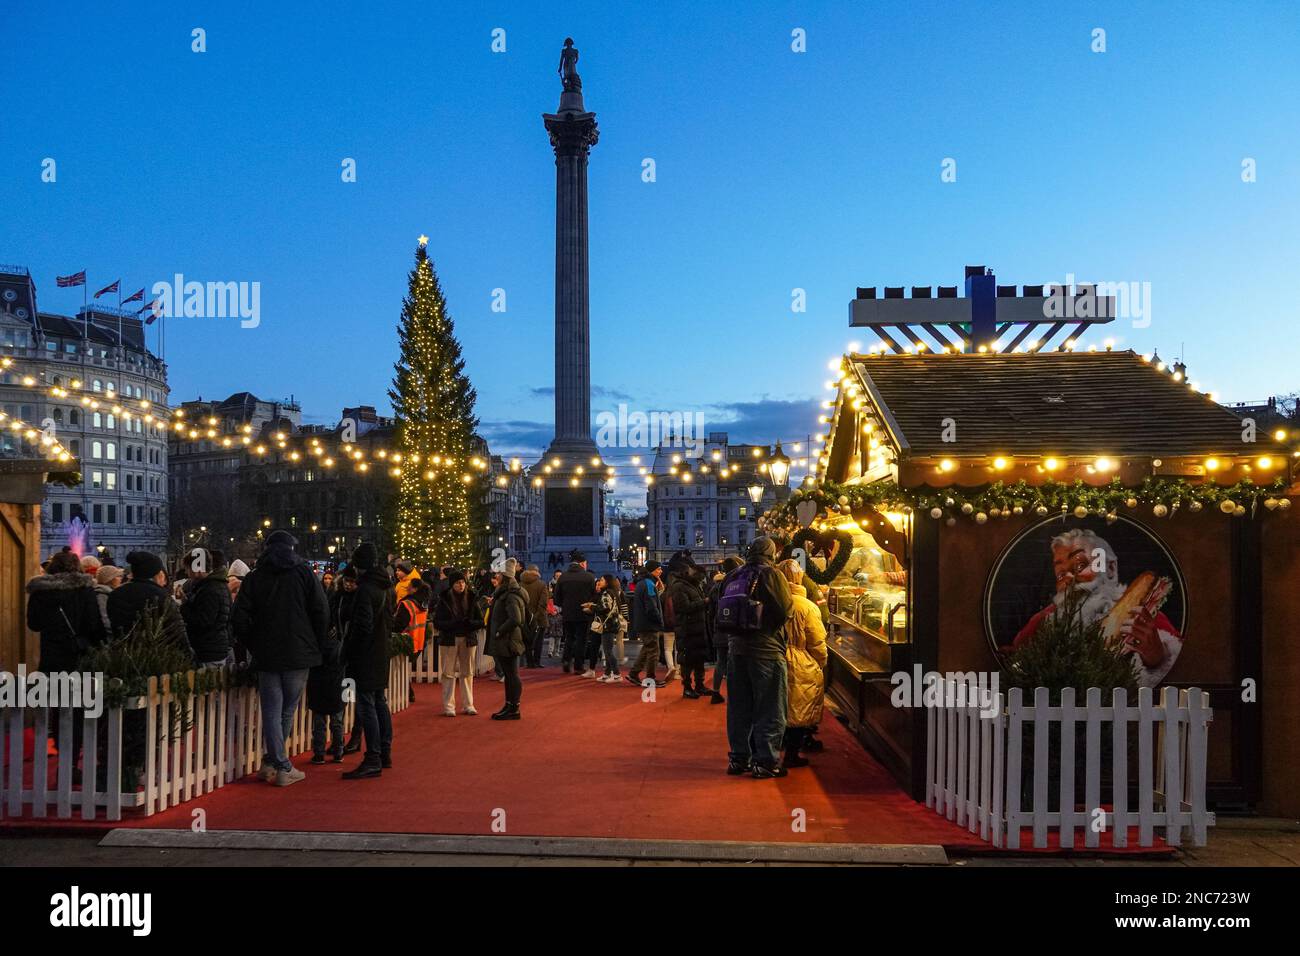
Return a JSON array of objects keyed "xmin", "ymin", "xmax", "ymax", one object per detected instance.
[{"xmin": 761, "ymin": 476, "xmax": 1293, "ymax": 536}]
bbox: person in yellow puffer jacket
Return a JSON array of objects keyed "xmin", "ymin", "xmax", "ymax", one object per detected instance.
[
  {"xmin": 393, "ymin": 559, "xmax": 422, "ymax": 602},
  {"xmin": 776, "ymin": 559, "xmax": 827, "ymax": 768}
]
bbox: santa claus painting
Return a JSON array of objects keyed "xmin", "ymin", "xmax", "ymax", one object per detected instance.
[{"xmin": 1008, "ymin": 527, "xmax": 1184, "ymax": 688}]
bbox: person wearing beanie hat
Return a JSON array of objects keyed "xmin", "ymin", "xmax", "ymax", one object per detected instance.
[
  {"xmin": 721, "ymin": 536, "xmax": 795, "ymax": 779},
  {"xmin": 393, "ymin": 558, "xmax": 422, "ymax": 603},
  {"xmin": 554, "ymin": 551, "xmax": 597, "ymax": 675},
  {"xmin": 342, "ymin": 541, "xmax": 396, "ymax": 778},
  {"xmin": 231, "ymin": 531, "xmax": 329, "ymax": 787},
  {"xmin": 432, "ymin": 568, "xmax": 478, "ymax": 716},
  {"xmin": 80, "ymin": 554, "xmax": 102, "ymax": 574},
  {"xmin": 706, "ymin": 555, "xmax": 745, "ymax": 703},
  {"xmin": 106, "ymin": 551, "xmax": 190, "ymax": 653}
]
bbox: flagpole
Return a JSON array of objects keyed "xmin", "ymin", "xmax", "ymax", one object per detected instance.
[{"xmin": 116, "ymin": 284, "xmax": 122, "ymax": 349}]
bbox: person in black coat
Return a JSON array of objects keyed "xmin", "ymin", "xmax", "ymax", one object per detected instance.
[
  {"xmin": 486, "ymin": 567, "xmax": 528, "ymax": 720},
  {"xmin": 180, "ymin": 549, "xmax": 232, "ymax": 667},
  {"xmin": 106, "ymin": 551, "xmax": 191, "ymax": 655},
  {"xmin": 26, "ymin": 550, "xmax": 107, "ymax": 673},
  {"xmin": 230, "ymin": 530, "xmax": 328, "ymax": 786},
  {"xmin": 25, "ymin": 550, "xmax": 108, "ymax": 767},
  {"xmin": 666, "ymin": 560, "xmax": 711, "ymax": 698},
  {"xmin": 308, "ymin": 572, "xmax": 348, "ymax": 764},
  {"xmin": 554, "ymin": 552, "xmax": 597, "ymax": 675},
  {"xmin": 342, "ymin": 543, "xmax": 394, "ymax": 779}
]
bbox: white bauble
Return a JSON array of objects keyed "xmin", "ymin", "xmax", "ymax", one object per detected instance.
[{"xmin": 930, "ymin": 507, "xmax": 943, "ymax": 519}]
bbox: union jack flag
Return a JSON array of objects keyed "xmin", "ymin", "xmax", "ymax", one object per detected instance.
[
  {"xmin": 122, "ymin": 288, "xmax": 145, "ymax": 305},
  {"xmin": 93, "ymin": 279, "xmax": 120, "ymax": 299},
  {"xmin": 56, "ymin": 271, "xmax": 86, "ymax": 287}
]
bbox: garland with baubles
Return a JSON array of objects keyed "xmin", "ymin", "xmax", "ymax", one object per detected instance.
[{"xmin": 760, "ymin": 476, "xmax": 1293, "ymax": 535}]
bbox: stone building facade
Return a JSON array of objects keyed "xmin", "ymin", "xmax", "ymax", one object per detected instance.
[{"xmin": 0, "ymin": 265, "xmax": 170, "ymax": 562}]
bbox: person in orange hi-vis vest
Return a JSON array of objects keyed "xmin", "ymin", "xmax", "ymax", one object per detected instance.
[{"xmin": 393, "ymin": 576, "xmax": 431, "ymax": 703}]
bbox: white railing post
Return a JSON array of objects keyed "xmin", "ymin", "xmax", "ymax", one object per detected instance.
[
  {"xmin": 1005, "ymin": 687, "xmax": 1023, "ymax": 849},
  {"xmin": 1059, "ymin": 687, "xmax": 1076, "ymax": 849},
  {"xmin": 1083, "ymin": 687, "xmax": 1102, "ymax": 849}
]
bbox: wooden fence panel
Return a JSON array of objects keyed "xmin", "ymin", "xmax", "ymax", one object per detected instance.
[{"xmin": 925, "ymin": 679, "xmax": 1213, "ymax": 850}]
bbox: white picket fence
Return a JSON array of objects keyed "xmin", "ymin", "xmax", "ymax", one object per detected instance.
[
  {"xmin": 925, "ymin": 678, "xmax": 1214, "ymax": 849},
  {"xmin": 0, "ymin": 656, "xmax": 411, "ymax": 823}
]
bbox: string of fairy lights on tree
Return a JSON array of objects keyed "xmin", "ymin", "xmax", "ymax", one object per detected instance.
[{"xmin": 387, "ymin": 238, "xmax": 481, "ymax": 566}]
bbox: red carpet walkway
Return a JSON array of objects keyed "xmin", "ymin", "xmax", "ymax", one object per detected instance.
[{"xmin": 118, "ymin": 668, "xmax": 987, "ymax": 848}]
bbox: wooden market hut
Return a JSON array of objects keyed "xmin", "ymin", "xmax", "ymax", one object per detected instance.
[{"xmin": 775, "ymin": 346, "xmax": 1298, "ymax": 815}]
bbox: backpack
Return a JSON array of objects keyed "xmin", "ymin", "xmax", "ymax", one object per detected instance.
[{"xmin": 714, "ymin": 564, "xmax": 766, "ymax": 635}]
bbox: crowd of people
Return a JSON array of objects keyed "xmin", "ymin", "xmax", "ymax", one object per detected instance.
[{"xmin": 25, "ymin": 530, "xmax": 830, "ymax": 787}]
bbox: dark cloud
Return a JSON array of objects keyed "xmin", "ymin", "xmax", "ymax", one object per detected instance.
[
  {"xmin": 477, "ymin": 419, "xmax": 553, "ymax": 456},
  {"xmin": 530, "ymin": 384, "xmax": 634, "ymax": 402},
  {"xmin": 704, "ymin": 397, "xmax": 822, "ymax": 444}
]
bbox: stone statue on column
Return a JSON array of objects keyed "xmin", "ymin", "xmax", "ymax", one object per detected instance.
[{"xmin": 559, "ymin": 37, "xmax": 581, "ymax": 91}]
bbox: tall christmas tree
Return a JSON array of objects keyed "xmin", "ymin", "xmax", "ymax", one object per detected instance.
[{"xmin": 388, "ymin": 239, "xmax": 480, "ymax": 567}]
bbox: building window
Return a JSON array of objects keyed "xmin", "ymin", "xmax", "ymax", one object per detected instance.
[
  {"xmin": 105, "ymin": 472, "xmax": 117, "ymax": 490},
  {"xmin": 677, "ymin": 508, "xmax": 685, "ymax": 521},
  {"xmin": 52, "ymin": 408, "xmax": 63, "ymax": 425},
  {"xmin": 92, "ymin": 379, "xmax": 102, "ymax": 393},
  {"xmin": 106, "ymin": 414, "xmax": 115, "ymax": 429},
  {"xmin": 107, "ymin": 505, "xmax": 116, "ymax": 524},
  {"xmin": 91, "ymin": 441, "xmax": 102, "ymax": 459},
  {"xmin": 126, "ymin": 505, "xmax": 132, "ymax": 524},
  {"xmin": 695, "ymin": 509, "xmax": 703, "ymax": 520},
  {"xmin": 69, "ymin": 439, "xmax": 80, "ymax": 456},
  {"xmin": 695, "ymin": 528, "xmax": 705, "ymax": 547},
  {"xmin": 93, "ymin": 504, "xmax": 102, "ymax": 523},
  {"xmin": 106, "ymin": 442, "xmax": 116, "ymax": 460},
  {"xmin": 738, "ymin": 506, "xmax": 748, "ymax": 518},
  {"xmin": 51, "ymin": 502, "xmax": 63, "ymax": 522},
  {"xmin": 719, "ymin": 506, "xmax": 728, "ymax": 520},
  {"xmin": 92, "ymin": 412, "xmax": 102, "ymax": 429},
  {"xmin": 69, "ymin": 409, "xmax": 80, "ymax": 426}
]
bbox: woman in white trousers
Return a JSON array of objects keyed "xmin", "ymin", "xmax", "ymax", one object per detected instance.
[{"xmin": 432, "ymin": 570, "xmax": 478, "ymax": 715}]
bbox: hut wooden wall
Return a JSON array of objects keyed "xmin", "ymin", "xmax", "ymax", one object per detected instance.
[
  {"xmin": 933, "ymin": 510, "xmax": 1251, "ymax": 805},
  {"xmin": 0, "ymin": 500, "xmax": 40, "ymax": 671}
]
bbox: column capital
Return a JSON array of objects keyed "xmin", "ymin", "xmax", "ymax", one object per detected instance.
[{"xmin": 543, "ymin": 111, "xmax": 599, "ymax": 158}]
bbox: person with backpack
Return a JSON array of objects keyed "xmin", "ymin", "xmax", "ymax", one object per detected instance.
[
  {"xmin": 715, "ymin": 536, "xmax": 794, "ymax": 778},
  {"xmin": 230, "ymin": 531, "xmax": 329, "ymax": 787},
  {"xmin": 393, "ymin": 575, "xmax": 431, "ymax": 704},
  {"xmin": 433, "ymin": 569, "xmax": 479, "ymax": 716},
  {"xmin": 707, "ymin": 556, "xmax": 743, "ymax": 704},
  {"xmin": 666, "ymin": 557, "xmax": 710, "ymax": 698},
  {"xmin": 626, "ymin": 561, "xmax": 666, "ymax": 687}
]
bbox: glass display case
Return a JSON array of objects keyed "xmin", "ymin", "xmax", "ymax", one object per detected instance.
[{"xmin": 818, "ymin": 516, "xmax": 910, "ymax": 675}]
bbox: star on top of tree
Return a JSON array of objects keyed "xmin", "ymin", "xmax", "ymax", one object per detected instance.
[{"xmin": 417, "ymin": 234, "xmax": 429, "ymax": 247}]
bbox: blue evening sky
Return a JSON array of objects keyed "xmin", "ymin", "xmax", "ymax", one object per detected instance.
[{"xmin": 5, "ymin": 0, "xmax": 1298, "ymax": 507}]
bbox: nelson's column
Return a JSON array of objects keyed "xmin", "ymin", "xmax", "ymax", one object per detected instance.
[{"xmin": 537, "ymin": 37, "xmax": 611, "ymax": 569}]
